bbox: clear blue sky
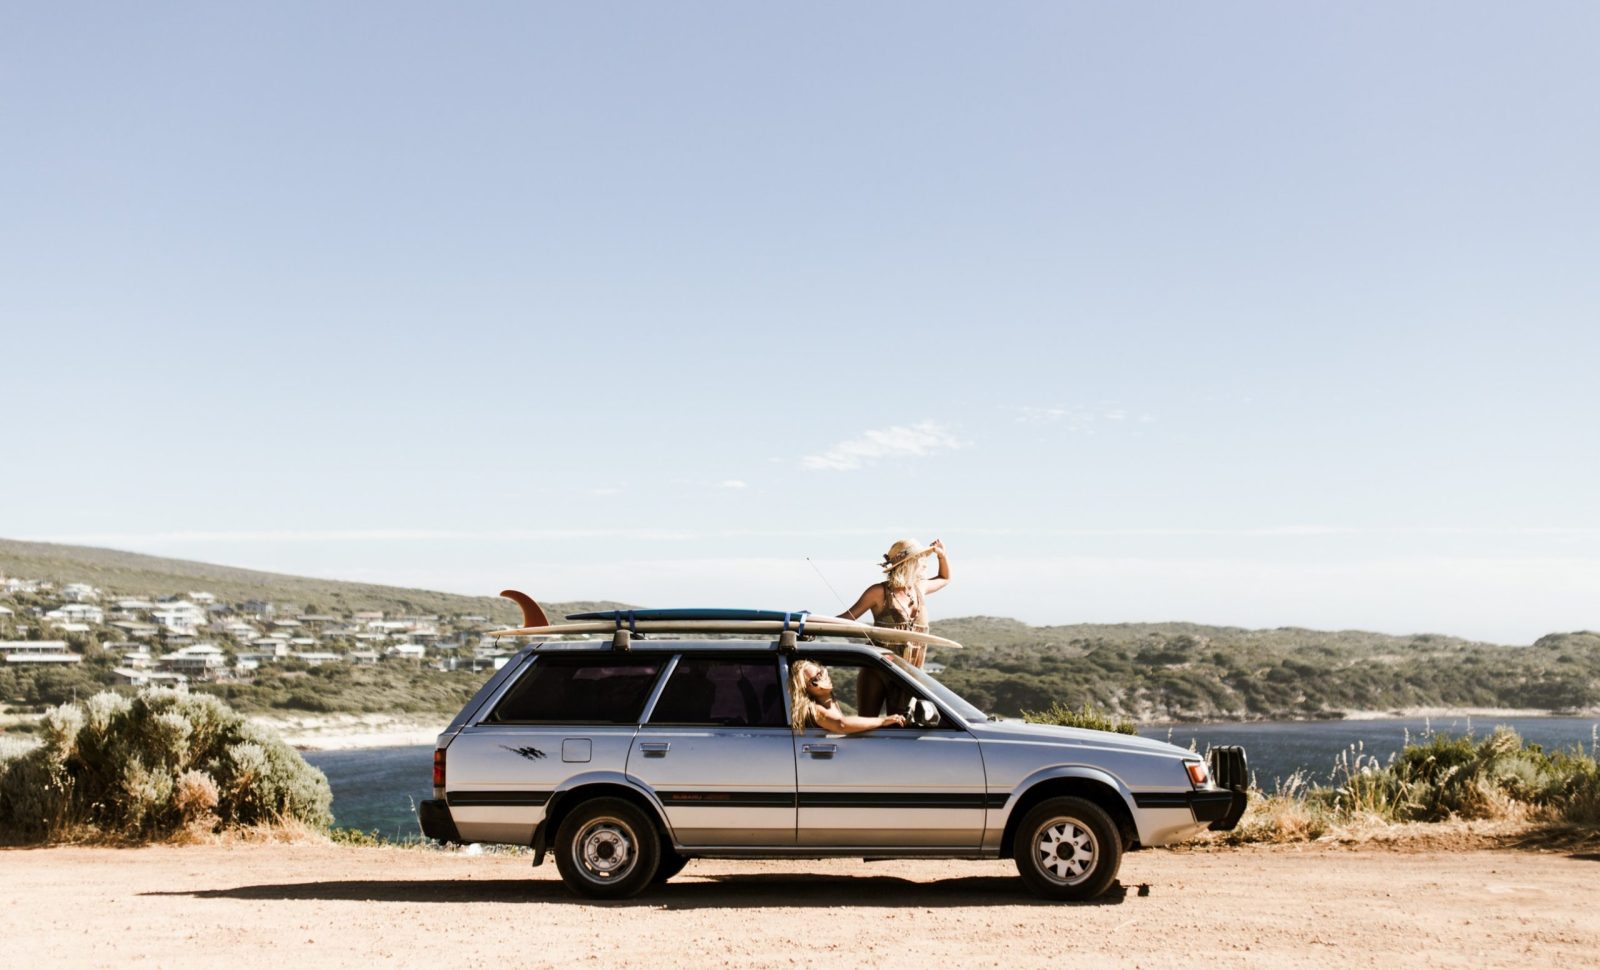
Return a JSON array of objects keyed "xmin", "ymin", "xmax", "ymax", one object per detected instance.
[{"xmin": 4, "ymin": 3, "xmax": 1596, "ymax": 643}]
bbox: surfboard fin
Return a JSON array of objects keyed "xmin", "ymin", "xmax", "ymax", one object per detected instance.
[{"xmin": 499, "ymin": 589, "xmax": 550, "ymax": 628}]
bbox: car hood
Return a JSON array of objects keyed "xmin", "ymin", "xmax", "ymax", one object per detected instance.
[{"xmin": 969, "ymin": 720, "xmax": 1196, "ymax": 760}]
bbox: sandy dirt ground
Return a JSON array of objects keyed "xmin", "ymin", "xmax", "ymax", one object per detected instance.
[{"xmin": 4, "ymin": 841, "xmax": 1598, "ymax": 969}]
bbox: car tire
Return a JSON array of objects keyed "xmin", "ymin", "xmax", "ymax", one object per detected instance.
[
  {"xmin": 1012, "ymin": 796, "xmax": 1122, "ymax": 901},
  {"xmin": 553, "ymin": 797, "xmax": 660, "ymax": 899},
  {"xmin": 653, "ymin": 847, "xmax": 690, "ymax": 883}
]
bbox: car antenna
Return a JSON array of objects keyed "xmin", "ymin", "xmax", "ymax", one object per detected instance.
[{"xmin": 805, "ymin": 556, "xmax": 849, "ymax": 612}]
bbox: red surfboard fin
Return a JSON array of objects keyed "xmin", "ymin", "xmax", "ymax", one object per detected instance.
[{"xmin": 499, "ymin": 589, "xmax": 550, "ymax": 628}]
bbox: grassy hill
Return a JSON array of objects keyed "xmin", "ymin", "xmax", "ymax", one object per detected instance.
[
  {"xmin": 4, "ymin": 538, "xmax": 1597, "ymax": 721},
  {"xmin": 0, "ymin": 538, "xmax": 618, "ymax": 622}
]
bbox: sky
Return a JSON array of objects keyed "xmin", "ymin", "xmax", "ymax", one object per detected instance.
[{"xmin": 3, "ymin": 3, "xmax": 1597, "ymax": 644}]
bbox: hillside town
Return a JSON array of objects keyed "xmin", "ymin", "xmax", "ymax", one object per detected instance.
[{"xmin": 0, "ymin": 572, "xmax": 518, "ymax": 690}]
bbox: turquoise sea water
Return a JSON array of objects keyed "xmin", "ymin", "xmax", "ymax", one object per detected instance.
[{"xmin": 304, "ymin": 716, "xmax": 1600, "ymax": 837}]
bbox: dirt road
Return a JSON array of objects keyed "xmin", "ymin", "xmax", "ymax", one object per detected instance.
[{"xmin": 4, "ymin": 841, "xmax": 1596, "ymax": 969}]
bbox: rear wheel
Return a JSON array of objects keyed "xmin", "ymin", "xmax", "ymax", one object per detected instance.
[
  {"xmin": 553, "ymin": 798, "xmax": 660, "ymax": 899},
  {"xmin": 653, "ymin": 847, "xmax": 690, "ymax": 883},
  {"xmin": 1012, "ymin": 796, "xmax": 1122, "ymax": 901}
]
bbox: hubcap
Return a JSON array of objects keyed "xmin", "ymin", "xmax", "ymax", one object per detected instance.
[
  {"xmin": 576, "ymin": 817, "xmax": 636, "ymax": 881},
  {"xmin": 1033, "ymin": 817, "xmax": 1097, "ymax": 885}
]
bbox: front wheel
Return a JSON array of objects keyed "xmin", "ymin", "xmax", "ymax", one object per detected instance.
[
  {"xmin": 553, "ymin": 798, "xmax": 660, "ymax": 899},
  {"xmin": 1012, "ymin": 796, "xmax": 1122, "ymax": 901}
]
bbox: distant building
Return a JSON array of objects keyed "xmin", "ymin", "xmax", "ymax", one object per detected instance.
[
  {"xmin": 111, "ymin": 668, "xmax": 188, "ymax": 688},
  {"xmin": 61, "ymin": 583, "xmax": 100, "ymax": 602},
  {"xmin": 150, "ymin": 602, "xmax": 206, "ymax": 635},
  {"xmin": 1, "ymin": 640, "xmax": 80, "ymax": 664},
  {"xmin": 158, "ymin": 643, "xmax": 226, "ymax": 676},
  {"xmin": 46, "ymin": 603, "xmax": 104, "ymax": 625}
]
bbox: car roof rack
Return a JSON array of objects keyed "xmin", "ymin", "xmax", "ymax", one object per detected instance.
[{"xmin": 486, "ymin": 615, "xmax": 962, "ymax": 653}]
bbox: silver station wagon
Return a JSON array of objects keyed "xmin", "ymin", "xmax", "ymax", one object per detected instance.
[{"xmin": 418, "ymin": 608, "xmax": 1248, "ymax": 901}]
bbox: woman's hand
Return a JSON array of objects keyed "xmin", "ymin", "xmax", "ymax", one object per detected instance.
[{"xmin": 881, "ymin": 714, "xmax": 906, "ymax": 728}]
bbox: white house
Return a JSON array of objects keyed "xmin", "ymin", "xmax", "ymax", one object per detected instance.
[
  {"xmin": 291, "ymin": 651, "xmax": 341, "ymax": 667},
  {"xmin": 1, "ymin": 640, "xmax": 80, "ymax": 664},
  {"xmin": 386, "ymin": 643, "xmax": 426, "ymax": 661},
  {"xmin": 150, "ymin": 602, "xmax": 207, "ymax": 635},
  {"xmin": 61, "ymin": 583, "xmax": 100, "ymax": 602},
  {"xmin": 158, "ymin": 643, "xmax": 227, "ymax": 675},
  {"xmin": 111, "ymin": 668, "xmax": 188, "ymax": 688},
  {"xmin": 187, "ymin": 591, "xmax": 217, "ymax": 605},
  {"xmin": 46, "ymin": 603, "xmax": 104, "ymax": 625}
]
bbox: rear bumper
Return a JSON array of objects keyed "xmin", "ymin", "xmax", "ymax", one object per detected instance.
[{"xmin": 418, "ymin": 798, "xmax": 463, "ymax": 844}]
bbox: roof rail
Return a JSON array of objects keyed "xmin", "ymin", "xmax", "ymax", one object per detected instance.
[{"xmin": 486, "ymin": 618, "xmax": 961, "ymax": 651}]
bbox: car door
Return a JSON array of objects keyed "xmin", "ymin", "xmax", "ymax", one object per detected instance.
[
  {"xmin": 793, "ymin": 654, "xmax": 988, "ymax": 849},
  {"xmin": 446, "ymin": 653, "xmax": 664, "ymax": 845},
  {"xmin": 627, "ymin": 654, "xmax": 797, "ymax": 847}
]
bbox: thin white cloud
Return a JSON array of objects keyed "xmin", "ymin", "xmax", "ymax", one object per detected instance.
[
  {"xmin": 715, "ymin": 480, "xmax": 748, "ymax": 489},
  {"xmin": 1012, "ymin": 404, "xmax": 1145, "ymax": 433},
  {"xmin": 802, "ymin": 421, "xmax": 964, "ymax": 471}
]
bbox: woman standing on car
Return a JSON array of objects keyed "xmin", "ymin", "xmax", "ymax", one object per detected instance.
[
  {"xmin": 838, "ymin": 538, "xmax": 951, "ymax": 658},
  {"xmin": 838, "ymin": 538, "xmax": 950, "ymax": 716},
  {"xmin": 789, "ymin": 660, "xmax": 905, "ymax": 734}
]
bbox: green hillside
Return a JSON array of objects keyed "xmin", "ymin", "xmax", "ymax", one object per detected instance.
[
  {"xmin": 3, "ymin": 538, "xmax": 1597, "ymax": 721},
  {"xmin": 0, "ymin": 538, "xmax": 616, "ymax": 622}
]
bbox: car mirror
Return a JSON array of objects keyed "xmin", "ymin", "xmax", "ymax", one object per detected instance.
[{"xmin": 905, "ymin": 698, "xmax": 941, "ymax": 728}]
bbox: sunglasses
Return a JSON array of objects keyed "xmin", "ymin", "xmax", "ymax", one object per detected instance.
[{"xmin": 806, "ymin": 668, "xmax": 828, "ymax": 686}]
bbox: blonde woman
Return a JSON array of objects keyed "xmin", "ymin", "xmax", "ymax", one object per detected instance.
[
  {"xmin": 789, "ymin": 660, "xmax": 906, "ymax": 734},
  {"xmin": 839, "ymin": 538, "xmax": 950, "ymax": 716}
]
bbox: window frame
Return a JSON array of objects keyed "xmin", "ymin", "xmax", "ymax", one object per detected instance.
[
  {"xmin": 483, "ymin": 653, "xmax": 669, "ymax": 725},
  {"xmin": 643, "ymin": 653, "xmax": 791, "ymax": 729}
]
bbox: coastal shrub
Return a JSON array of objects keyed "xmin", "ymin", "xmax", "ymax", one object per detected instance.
[
  {"xmin": 1220, "ymin": 726, "xmax": 1600, "ymax": 843},
  {"xmin": 0, "ymin": 687, "xmax": 331, "ymax": 843},
  {"xmin": 1022, "ymin": 701, "xmax": 1138, "ymax": 735}
]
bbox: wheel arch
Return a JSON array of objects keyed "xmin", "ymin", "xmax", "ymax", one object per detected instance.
[
  {"xmin": 534, "ymin": 776, "xmax": 674, "ymax": 860},
  {"xmin": 999, "ymin": 771, "xmax": 1140, "ymax": 857}
]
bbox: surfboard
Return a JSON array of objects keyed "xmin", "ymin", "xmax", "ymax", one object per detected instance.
[
  {"xmin": 485, "ymin": 618, "xmax": 962, "ymax": 650},
  {"xmin": 566, "ymin": 608, "xmax": 815, "ymax": 622}
]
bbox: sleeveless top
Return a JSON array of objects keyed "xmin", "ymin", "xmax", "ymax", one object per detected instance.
[
  {"xmin": 875, "ymin": 581, "xmax": 927, "ymax": 632},
  {"xmin": 874, "ymin": 581, "xmax": 928, "ymax": 666}
]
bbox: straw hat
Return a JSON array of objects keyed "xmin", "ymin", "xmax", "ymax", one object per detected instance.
[{"xmin": 879, "ymin": 539, "xmax": 933, "ymax": 572}]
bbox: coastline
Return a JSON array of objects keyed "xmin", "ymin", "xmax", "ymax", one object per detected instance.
[{"xmin": 247, "ymin": 714, "xmax": 446, "ymax": 751}]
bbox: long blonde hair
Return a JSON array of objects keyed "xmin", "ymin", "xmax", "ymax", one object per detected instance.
[
  {"xmin": 789, "ymin": 660, "xmax": 820, "ymax": 732},
  {"xmin": 882, "ymin": 538, "xmax": 929, "ymax": 591}
]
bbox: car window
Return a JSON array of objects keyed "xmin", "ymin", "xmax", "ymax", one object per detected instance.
[
  {"xmin": 801, "ymin": 654, "xmax": 958, "ymax": 729},
  {"xmin": 648, "ymin": 657, "xmax": 787, "ymax": 727},
  {"xmin": 486, "ymin": 655, "xmax": 664, "ymax": 723}
]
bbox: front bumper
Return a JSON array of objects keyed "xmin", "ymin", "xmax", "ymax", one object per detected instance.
[
  {"xmin": 418, "ymin": 798, "xmax": 463, "ymax": 844},
  {"xmin": 1191, "ymin": 789, "xmax": 1249, "ymax": 831}
]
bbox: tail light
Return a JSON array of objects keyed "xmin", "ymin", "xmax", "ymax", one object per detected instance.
[
  {"xmin": 433, "ymin": 748, "xmax": 446, "ymax": 795},
  {"xmin": 1185, "ymin": 760, "xmax": 1210, "ymax": 787}
]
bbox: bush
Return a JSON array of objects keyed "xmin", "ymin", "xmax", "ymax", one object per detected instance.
[
  {"xmin": 0, "ymin": 688, "xmax": 332, "ymax": 843},
  {"xmin": 1022, "ymin": 701, "xmax": 1138, "ymax": 735}
]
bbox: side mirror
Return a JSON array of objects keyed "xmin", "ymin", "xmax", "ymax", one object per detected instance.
[{"xmin": 906, "ymin": 698, "xmax": 941, "ymax": 728}]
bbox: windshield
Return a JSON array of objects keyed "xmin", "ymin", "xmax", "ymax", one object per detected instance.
[{"xmin": 886, "ymin": 655, "xmax": 988, "ymax": 723}]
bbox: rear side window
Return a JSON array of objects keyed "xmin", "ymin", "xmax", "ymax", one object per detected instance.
[
  {"xmin": 648, "ymin": 657, "xmax": 787, "ymax": 727},
  {"xmin": 488, "ymin": 656, "xmax": 663, "ymax": 724}
]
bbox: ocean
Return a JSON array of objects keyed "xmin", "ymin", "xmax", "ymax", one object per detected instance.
[{"xmin": 303, "ymin": 715, "xmax": 1600, "ymax": 838}]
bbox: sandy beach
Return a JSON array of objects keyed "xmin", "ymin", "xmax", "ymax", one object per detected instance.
[
  {"xmin": 247, "ymin": 714, "xmax": 447, "ymax": 751},
  {"xmin": 4, "ymin": 838, "xmax": 1596, "ymax": 969}
]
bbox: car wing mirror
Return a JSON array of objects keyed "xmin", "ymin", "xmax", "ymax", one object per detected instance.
[{"xmin": 906, "ymin": 698, "xmax": 941, "ymax": 728}]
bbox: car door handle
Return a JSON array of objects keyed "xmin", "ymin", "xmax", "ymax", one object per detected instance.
[
  {"xmin": 803, "ymin": 743, "xmax": 837, "ymax": 758},
  {"xmin": 639, "ymin": 742, "xmax": 671, "ymax": 757}
]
